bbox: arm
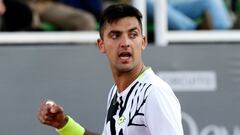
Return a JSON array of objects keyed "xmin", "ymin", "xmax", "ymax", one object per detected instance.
[{"xmin": 37, "ymin": 100, "xmax": 100, "ymax": 135}]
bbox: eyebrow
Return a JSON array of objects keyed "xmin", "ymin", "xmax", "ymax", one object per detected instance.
[
  {"xmin": 108, "ymin": 27, "xmax": 139, "ymax": 35},
  {"xmin": 128, "ymin": 27, "xmax": 139, "ymax": 32},
  {"xmin": 109, "ymin": 30, "xmax": 121, "ymax": 34},
  {"xmin": 107, "ymin": 30, "xmax": 121, "ymax": 38}
]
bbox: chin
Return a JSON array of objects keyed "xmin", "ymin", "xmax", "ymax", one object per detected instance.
[{"xmin": 117, "ymin": 65, "xmax": 133, "ymax": 72}]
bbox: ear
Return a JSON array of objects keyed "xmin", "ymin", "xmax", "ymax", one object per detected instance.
[
  {"xmin": 97, "ymin": 38, "xmax": 106, "ymax": 53},
  {"xmin": 141, "ymin": 36, "xmax": 147, "ymax": 50}
]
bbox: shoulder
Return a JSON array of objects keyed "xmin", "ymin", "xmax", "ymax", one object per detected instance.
[
  {"xmin": 137, "ymin": 68, "xmax": 175, "ymax": 98},
  {"xmin": 140, "ymin": 70, "xmax": 175, "ymax": 97},
  {"xmin": 147, "ymin": 73, "xmax": 180, "ymax": 105},
  {"xmin": 140, "ymin": 71, "xmax": 181, "ymax": 113},
  {"xmin": 143, "ymin": 76, "xmax": 183, "ymax": 134}
]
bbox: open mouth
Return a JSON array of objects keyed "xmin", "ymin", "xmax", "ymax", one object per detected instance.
[{"xmin": 119, "ymin": 52, "xmax": 132, "ymax": 60}]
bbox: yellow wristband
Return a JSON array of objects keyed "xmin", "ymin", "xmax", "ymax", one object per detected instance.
[{"xmin": 56, "ymin": 116, "xmax": 85, "ymax": 135}]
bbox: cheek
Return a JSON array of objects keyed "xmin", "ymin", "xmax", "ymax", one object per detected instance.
[
  {"xmin": 136, "ymin": 41, "xmax": 144, "ymax": 50},
  {"xmin": 105, "ymin": 40, "xmax": 118, "ymax": 51},
  {"xmin": 134, "ymin": 42, "xmax": 144, "ymax": 57},
  {"xmin": 104, "ymin": 43, "xmax": 116, "ymax": 57}
]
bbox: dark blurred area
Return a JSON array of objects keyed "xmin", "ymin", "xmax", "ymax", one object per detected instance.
[{"xmin": 0, "ymin": 0, "xmax": 32, "ymax": 31}]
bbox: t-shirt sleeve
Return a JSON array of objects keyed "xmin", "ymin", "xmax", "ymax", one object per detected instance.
[
  {"xmin": 145, "ymin": 87, "xmax": 184, "ymax": 135},
  {"xmin": 56, "ymin": 116, "xmax": 85, "ymax": 135}
]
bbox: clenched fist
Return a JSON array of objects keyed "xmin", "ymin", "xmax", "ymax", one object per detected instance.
[{"xmin": 37, "ymin": 100, "xmax": 68, "ymax": 129}]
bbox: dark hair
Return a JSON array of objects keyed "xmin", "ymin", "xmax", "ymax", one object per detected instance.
[{"xmin": 99, "ymin": 4, "xmax": 143, "ymax": 39}]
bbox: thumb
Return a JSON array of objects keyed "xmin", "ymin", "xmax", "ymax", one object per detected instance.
[
  {"xmin": 50, "ymin": 104, "xmax": 64, "ymax": 114},
  {"xmin": 45, "ymin": 100, "xmax": 63, "ymax": 114}
]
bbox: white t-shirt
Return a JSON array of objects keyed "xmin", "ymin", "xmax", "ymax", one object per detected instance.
[{"xmin": 103, "ymin": 68, "xmax": 184, "ymax": 135}]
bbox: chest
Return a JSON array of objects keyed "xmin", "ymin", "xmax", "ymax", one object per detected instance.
[{"xmin": 105, "ymin": 86, "xmax": 151, "ymax": 135}]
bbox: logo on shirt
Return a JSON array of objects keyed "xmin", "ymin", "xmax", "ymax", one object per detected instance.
[{"xmin": 117, "ymin": 116, "xmax": 126, "ymax": 125}]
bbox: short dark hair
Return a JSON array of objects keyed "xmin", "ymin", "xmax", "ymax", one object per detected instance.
[{"xmin": 99, "ymin": 4, "xmax": 143, "ymax": 39}]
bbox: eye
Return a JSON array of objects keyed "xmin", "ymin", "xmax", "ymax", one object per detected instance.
[
  {"xmin": 129, "ymin": 32, "xmax": 137, "ymax": 39},
  {"xmin": 111, "ymin": 33, "xmax": 120, "ymax": 40}
]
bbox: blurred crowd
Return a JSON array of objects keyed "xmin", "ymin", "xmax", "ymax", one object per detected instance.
[
  {"xmin": 0, "ymin": 0, "xmax": 102, "ymax": 31},
  {"xmin": 0, "ymin": 0, "xmax": 240, "ymax": 32}
]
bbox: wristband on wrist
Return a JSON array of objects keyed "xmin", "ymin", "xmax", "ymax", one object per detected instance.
[{"xmin": 56, "ymin": 115, "xmax": 85, "ymax": 135}]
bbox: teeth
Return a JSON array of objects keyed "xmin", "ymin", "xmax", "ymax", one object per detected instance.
[
  {"xmin": 120, "ymin": 56, "xmax": 129, "ymax": 60},
  {"xmin": 119, "ymin": 52, "xmax": 131, "ymax": 60}
]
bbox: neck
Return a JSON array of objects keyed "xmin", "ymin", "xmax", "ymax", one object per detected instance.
[{"xmin": 113, "ymin": 64, "xmax": 146, "ymax": 93}]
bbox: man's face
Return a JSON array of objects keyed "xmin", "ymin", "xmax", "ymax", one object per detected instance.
[{"xmin": 97, "ymin": 17, "xmax": 147, "ymax": 73}]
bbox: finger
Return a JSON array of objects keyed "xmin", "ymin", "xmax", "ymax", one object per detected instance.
[
  {"xmin": 43, "ymin": 114, "xmax": 54, "ymax": 121},
  {"xmin": 44, "ymin": 100, "xmax": 59, "ymax": 113},
  {"xmin": 40, "ymin": 100, "xmax": 55, "ymax": 115},
  {"xmin": 38, "ymin": 103, "xmax": 54, "ymax": 121},
  {"xmin": 37, "ymin": 101, "xmax": 57, "ymax": 126},
  {"xmin": 40, "ymin": 118, "xmax": 52, "ymax": 125},
  {"xmin": 42, "ymin": 104, "xmax": 51, "ymax": 116},
  {"xmin": 46, "ymin": 100, "xmax": 55, "ymax": 106},
  {"xmin": 37, "ymin": 102, "xmax": 49, "ymax": 120},
  {"xmin": 50, "ymin": 104, "xmax": 64, "ymax": 114},
  {"xmin": 45, "ymin": 101, "xmax": 64, "ymax": 114},
  {"xmin": 38, "ymin": 112, "xmax": 48, "ymax": 124}
]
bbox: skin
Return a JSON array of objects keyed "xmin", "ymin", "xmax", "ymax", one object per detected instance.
[
  {"xmin": 0, "ymin": 0, "xmax": 6, "ymax": 16},
  {"xmin": 37, "ymin": 16, "xmax": 147, "ymax": 135},
  {"xmin": 97, "ymin": 17, "xmax": 147, "ymax": 92}
]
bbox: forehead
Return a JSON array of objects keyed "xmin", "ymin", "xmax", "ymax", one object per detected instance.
[{"xmin": 103, "ymin": 17, "xmax": 141, "ymax": 33}]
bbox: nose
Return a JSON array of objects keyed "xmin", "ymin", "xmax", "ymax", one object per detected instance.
[{"xmin": 120, "ymin": 35, "xmax": 130, "ymax": 48}]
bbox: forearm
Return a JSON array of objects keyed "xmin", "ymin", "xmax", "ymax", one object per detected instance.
[
  {"xmin": 57, "ymin": 116, "xmax": 100, "ymax": 135},
  {"xmin": 84, "ymin": 129, "xmax": 99, "ymax": 135}
]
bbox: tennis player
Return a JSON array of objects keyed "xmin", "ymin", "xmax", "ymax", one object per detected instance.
[{"xmin": 37, "ymin": 4, "xmax": 184, "ymax": 135}]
